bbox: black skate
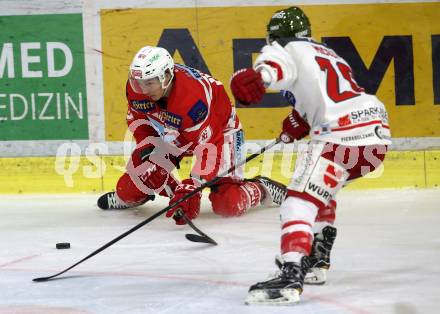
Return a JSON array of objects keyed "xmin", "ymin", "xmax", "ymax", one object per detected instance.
[
  {"xmin": 245, "ymin": 256, "xmax": 311, "ymax": 305},
  {"xmin": 249, "ymin": 176, "xmax": 287, "ymax": 206},
  {"xmin": 305, "ymin": 225, "xmax": 337, "ymax": 285},
  {"xmin": 97, "ymin": 192, "xmax": 155, "ymax": 210}
]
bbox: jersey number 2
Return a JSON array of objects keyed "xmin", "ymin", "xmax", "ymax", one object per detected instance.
[{"xmin": 315, "ymin": 56, "xmax": 364, "ymax": 103}]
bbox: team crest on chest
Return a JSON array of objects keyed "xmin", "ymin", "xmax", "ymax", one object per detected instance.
[{"xmin": 198, "ymin": 126, "xmax": 212, "ymax": 144}]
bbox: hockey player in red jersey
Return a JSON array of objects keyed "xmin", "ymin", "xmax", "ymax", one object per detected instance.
[
  {"xmin": 230, "ymin": 6, "xmax": 391, "ymax": 305},
  {"xmin": 97, "ymin": 46, "xmax": 286, "ymax": 225}
]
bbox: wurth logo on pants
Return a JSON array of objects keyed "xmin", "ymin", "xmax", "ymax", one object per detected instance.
[
  {"xmin": 306, "ymin": 182, "xmax": 332, "ymax": 202},
  {"xmin": 302, "ymin": 156, "xmax": 348, "ymax": 206}
]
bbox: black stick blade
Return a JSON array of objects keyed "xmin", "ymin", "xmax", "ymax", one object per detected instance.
[
  {"xmin": 33, "ymin": 276, "xmax": 53, "ymax": 282},
  {"xmin": 185, "ymin": 233, "xmax": 217, "ymax": 245},
  {"xmin": 33, "ymin": 270, "xmax": 68, "ymax": 282}
]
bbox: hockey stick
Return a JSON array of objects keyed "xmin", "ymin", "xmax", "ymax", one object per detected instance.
[
  {"xmin": 33, "ymin": 139, "xmax": 280, "ymax": 282},
  {"xmin": 175, "ymin": 210, "xmax": 217, "ymax": 245},
  {"xmin": 180, "ymin": 139, "xmax": 283, "ymax": 245},
  {"xmin": 181, "ymin": 138, "xmax": 282, "ymax": 244}
]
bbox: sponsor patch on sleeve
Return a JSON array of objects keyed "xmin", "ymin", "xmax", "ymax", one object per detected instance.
[
  {"xmin": 130, "ymin": 99, "xmax": 156, "ymax": 112},
  {"xmin": 188, "ymin": 100, "xmax": 208, "ymax": 125},
  {"xmin": 161, "ymin": 111, "xmax": 183, "ymax": 129}
]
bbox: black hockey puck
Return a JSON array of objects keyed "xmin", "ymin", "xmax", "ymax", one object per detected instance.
[{"xmin": 56, "ymin": 242, "xmax": 71, "ymax": 249}]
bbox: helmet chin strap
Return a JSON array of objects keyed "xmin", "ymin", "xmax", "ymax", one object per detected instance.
[{"xmin": 161, "ymin": 71, "xmax": 175, "ymax": 97}]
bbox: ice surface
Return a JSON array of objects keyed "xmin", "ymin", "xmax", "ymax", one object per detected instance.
[{"xmin": 0, "ymin": 189, "xmax": 439, "ymax": 313}]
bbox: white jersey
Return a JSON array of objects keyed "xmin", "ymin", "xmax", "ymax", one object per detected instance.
[{"xmin": 254, "ymin": 39, "xmax": 391, "ymax": 146}]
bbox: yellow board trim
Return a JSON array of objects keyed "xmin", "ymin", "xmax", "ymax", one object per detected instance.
[
  {"xmin": 1, "ymin": 151, "xmax": 439, "ymax": 193},
  {"xmin": 101, "ymin": 3, "xmax": 440, "ymax": 141}
]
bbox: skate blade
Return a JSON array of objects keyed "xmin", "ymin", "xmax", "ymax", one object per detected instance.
[
  {"xmin": 244, "ymin": 288, "xmax": 300, "ymax": 305},
  {"xmin": 304, "ymin": 267, "xmax": 327, "ymax": 285}
]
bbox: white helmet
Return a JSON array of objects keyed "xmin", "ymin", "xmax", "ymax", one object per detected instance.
[{"xmin": 129, "ymin": 46, "xmax": 175, "ymax": 93}]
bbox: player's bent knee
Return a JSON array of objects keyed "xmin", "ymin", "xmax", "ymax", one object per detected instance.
[
  {"xmin": 209, "ymin": 184, "xmax": 247, "ymax": 217},
  {"xmin": 116, "ymin": 173, "xmax": 150, "ymax": 205}
]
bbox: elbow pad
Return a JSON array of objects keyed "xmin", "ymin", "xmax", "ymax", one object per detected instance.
[{"xmin": 254, "ymin": 42, "xmax": 297, "ymax": 90}]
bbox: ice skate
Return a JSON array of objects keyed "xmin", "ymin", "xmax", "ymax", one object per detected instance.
[
  {"xmin": 305, "ymin": 225, "xmax": 337, "ymax": 285},
  {"xmin": 249, "ymin": 176, "xmax": 287, "ymax": 206},
  {"xmin": 97, "ymin": 192, "xmax": 155, "ymax": 210},
  {"xmin": 245, "ymin": 256, "xmax": 310, "ymax": 305}
]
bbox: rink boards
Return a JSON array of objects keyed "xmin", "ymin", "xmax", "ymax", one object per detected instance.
[
  {"xmin": 1, "ymin": 1, "xmax": 440, "ymax": 157},
  {"xmin": 1, "ymin": 0, "xmax": 440, "ymax": 193},
  {"xmin": 0, "ymin": 150, "xmax": 439, "ymax": 193}
]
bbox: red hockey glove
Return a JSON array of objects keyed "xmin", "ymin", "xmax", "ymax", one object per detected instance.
[
  {"xmin": 126, "ymin": 146, "xmax": 179, "ymax": 198},
  {"xmin": 280, "ymin": 109, "xmax": 311, "ymax": 143},
  {"xmin": 230, "ymin": 68, "xmax": 265, "ymax": 106},
  {"xmin": 166, "ymin": 179, "xmax": 202, "ymax": 225}
]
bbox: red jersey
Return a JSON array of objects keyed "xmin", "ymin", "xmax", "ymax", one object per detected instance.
[{"xmin": 126, "ymin": 64, "xmax": 240, "ymax": 155}]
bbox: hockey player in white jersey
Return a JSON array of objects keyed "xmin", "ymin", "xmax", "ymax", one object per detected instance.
[{"xmin": 230, "ymin": 6, "xmax": 391, "ymax": 305}]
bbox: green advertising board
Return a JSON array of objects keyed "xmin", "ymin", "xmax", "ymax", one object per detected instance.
[{"xmin": 0, "ymin": 14, "xmax": 88, "ymax": 140}]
